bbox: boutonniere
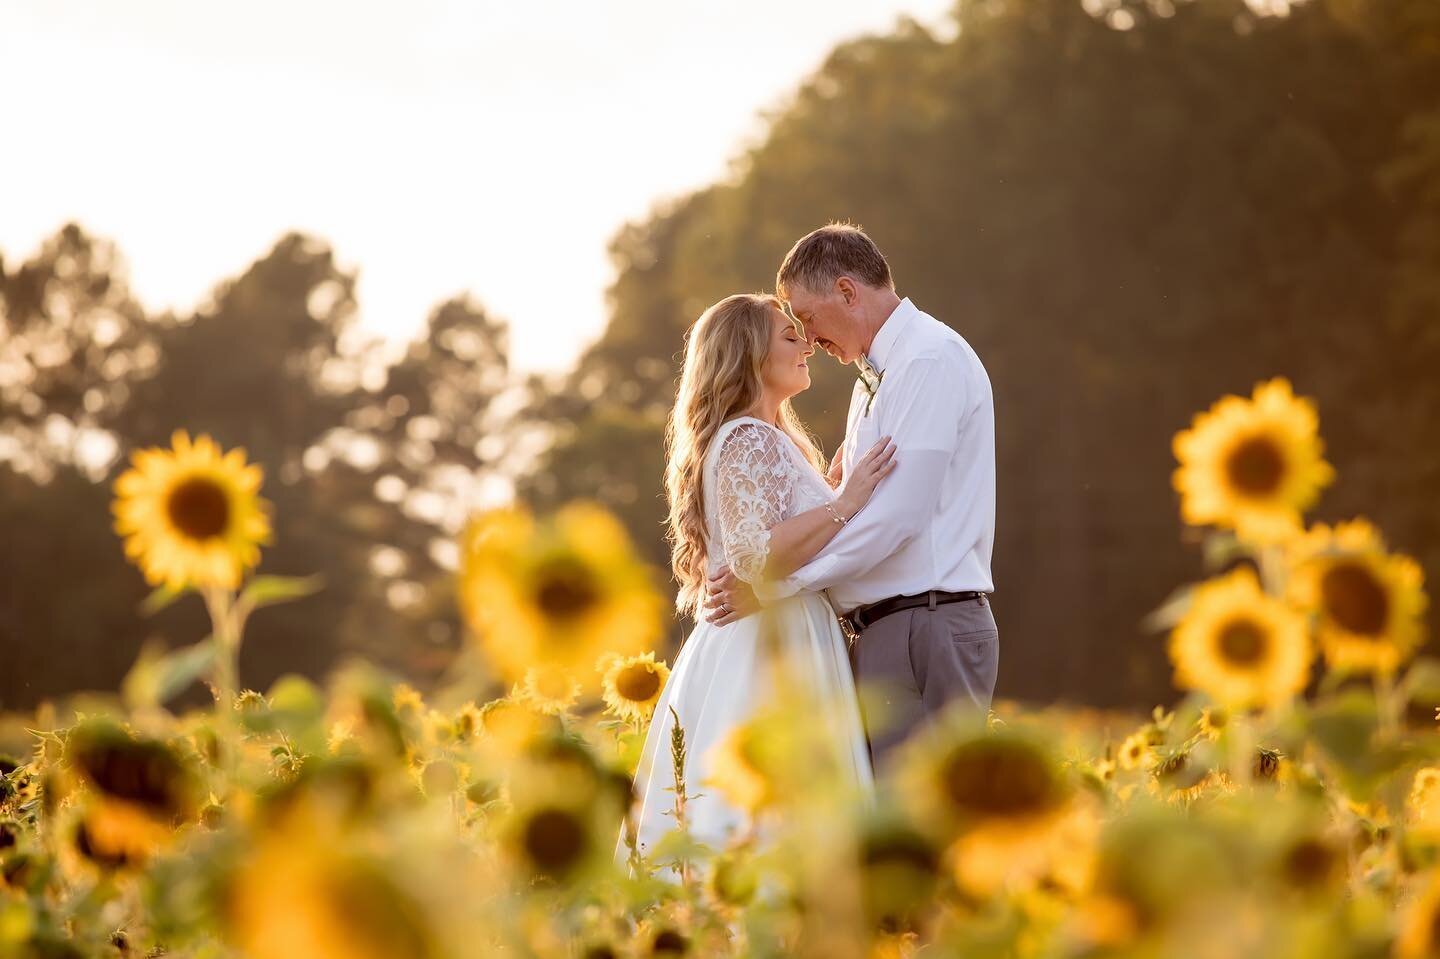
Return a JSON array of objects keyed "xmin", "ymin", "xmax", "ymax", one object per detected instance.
[{"xmin": 857, "ymin": 358, "xmax": 884, "ymax": 416}]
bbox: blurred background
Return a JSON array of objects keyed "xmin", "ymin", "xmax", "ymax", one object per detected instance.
[{"xmin": 2, "ymin": 0, "xmax": 1435, "ymax": 711}]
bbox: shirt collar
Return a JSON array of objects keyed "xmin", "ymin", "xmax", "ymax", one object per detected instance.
[{"xmin": 863, "ymin": 297, "xmax": 916, "ymax": 374}]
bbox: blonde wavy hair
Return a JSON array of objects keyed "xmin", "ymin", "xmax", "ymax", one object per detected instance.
[{"xmin": 664, "ymin": 293, "xmax": 826, "ymax": 617}]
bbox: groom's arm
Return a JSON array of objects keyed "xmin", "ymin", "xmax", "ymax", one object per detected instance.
[{"xmin": 755, "ymin": 353, "xmax": 969, "ymax": 599}]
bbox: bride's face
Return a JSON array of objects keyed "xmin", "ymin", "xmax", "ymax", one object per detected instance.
[{"xmin": 759, "ymin": 309, "xmax": 814, "ymax": 399}]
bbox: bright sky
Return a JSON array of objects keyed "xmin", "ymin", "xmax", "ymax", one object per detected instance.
[{"xmin": 1, "ymin": 1, "xmax": 953, "ymax": 374}]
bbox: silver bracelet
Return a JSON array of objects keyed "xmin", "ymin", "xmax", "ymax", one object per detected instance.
[{"xmin": 824, "ymin": 502, "xmax": 848, "ymax": 526}]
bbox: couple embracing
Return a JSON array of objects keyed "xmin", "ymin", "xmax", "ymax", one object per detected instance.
[{"xmin": 625, "ymin": 224, "xmax": 998, "ymax": 857}]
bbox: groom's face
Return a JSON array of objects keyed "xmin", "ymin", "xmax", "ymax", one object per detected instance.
[{"xmin": 786, "ymin": 280, "xmax": 863, "ymax": 365}]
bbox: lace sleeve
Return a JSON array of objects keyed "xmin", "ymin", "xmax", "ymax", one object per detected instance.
[{"xmin": 714, "ymin": 423, "xmax": 795, "ymax": 584}]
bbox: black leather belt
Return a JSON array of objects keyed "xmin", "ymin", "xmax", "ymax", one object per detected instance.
[{"xmin": 839, "ymin": 590, "xmax": 989, "ymax": 644}]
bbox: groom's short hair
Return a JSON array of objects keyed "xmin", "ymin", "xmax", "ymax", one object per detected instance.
[{"xmin": 776, "ymin": 223, "xmax": 894, "ymax": 301}]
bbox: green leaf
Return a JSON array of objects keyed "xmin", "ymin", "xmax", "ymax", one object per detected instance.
[
  {"xmin": 1142, "ymin": 584, "xmax": 1197, "ymax": 633},
  {"xmin": 240, "ymin": 574, "xmax": 324, "ymax": 610},
  {"xmin": 648, "ymin": 827, "xmax": 713, "ymax": 865},
  {"xmin": 1202, "ymin": 531, "xmax": 1253, "ymax": 572},
  {"xmin": 140, "ymin": 584, "xmax": 190, "ymax": 616},
  {"xmin": 122, "ymin": 638, "xmax": 216, "ymax": 708}
]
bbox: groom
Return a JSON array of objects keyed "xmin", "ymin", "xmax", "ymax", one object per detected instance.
[{"xmin": 703, "ymin": 223, "xmax": 998, "ymax": 767}]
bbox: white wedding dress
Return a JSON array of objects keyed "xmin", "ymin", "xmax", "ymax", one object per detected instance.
[{"xmin": 620, "ymin": 416, "xmax": 874, "ymax": 863}]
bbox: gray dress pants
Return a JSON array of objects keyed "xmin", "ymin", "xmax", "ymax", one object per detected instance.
[{"xmin": 847, "ymin": 595, "xmax": 999, "ymax": 771}]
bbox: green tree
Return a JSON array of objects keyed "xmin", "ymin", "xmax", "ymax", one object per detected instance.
[{"xmin": 519, "ymin": 0, "xmax": 1440, "ymax": 707}]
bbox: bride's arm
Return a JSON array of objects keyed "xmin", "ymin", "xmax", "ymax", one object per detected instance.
[
  {"xmin": 758, "ymin": 440, "xmax": 893, "ymax": 579},
  {"xmin": 712, "ymin": 425, "xmax": 895, "ymax": 601}
]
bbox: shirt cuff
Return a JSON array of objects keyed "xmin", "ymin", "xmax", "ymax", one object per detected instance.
[
  {"xmin": 783, "ymin": 553, "xmax": 838, "ymax": 596},
  {"xmin": 752, "ymin": 574, "xmax": 802, "ymax": 603}
]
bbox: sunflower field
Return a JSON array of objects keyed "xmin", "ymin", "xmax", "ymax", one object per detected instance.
[{"xmin": 1, "ymin": 377, "xmax": 1436, "ymax": 959}]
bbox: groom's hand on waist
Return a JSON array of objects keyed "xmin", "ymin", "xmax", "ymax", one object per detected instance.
[{"xmin": 703, "ymin": 566, "xmax": 759, "ymax": 627}]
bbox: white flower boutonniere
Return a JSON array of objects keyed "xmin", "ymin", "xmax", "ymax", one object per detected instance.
[{"xmin": 857, "ymin": 357, "xmax": 884, "ymax": 416}]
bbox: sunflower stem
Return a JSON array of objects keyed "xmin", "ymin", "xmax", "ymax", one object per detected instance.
[
  {"xmin": 202, "ymin": 585, "xmax": 244, "ymax": 782},
  {"xmin": 1257, "ymin": 543, "xmax": 1285, "ymax": 596},
  {"xmin": 1374, "ymin": 668, "xmax": 1399, "ymax": 737},
  {"xmin": 1228, "ymin": 711, "xmax": 1255, "ymax": 787}
]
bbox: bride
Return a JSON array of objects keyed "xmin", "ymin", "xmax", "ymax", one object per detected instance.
[{"xmin": 621, "ymin": 292, "xmax": 896, "ymax": 862}]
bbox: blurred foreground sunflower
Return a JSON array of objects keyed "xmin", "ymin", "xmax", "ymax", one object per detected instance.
[
  {"xmin": 899, "ymin": 717, "xmax": 1072, "ymax": 842},
  {"xmin": 1172, "ymin": 378, "xmax": 1333, "ymax": 543},
  {"xmin": 112, "ymin": 430, "xmax": 272, "ymax": 590},
  {"xmin": 1287, "ymin": 519, "xmax": 1428, "ymax": 675},
  {"xmin": 61, "ymin": 721, "xmax": 198, "ymax": 871},
  {"xmin": 1396, "ymin": 870, "xmax": 1440, "ymax": 959},
  {"xmin": 898, "ymin": 717, "xmax": 1085, "ymax": 895},
  {"xmin": 1169, "ymin": 567, "xmax": 1311, "ymax": 709},
  {"xmin": 600, "ymin": 652, "xmax": 670, "ymax": 724},
  {"xmin": 458, "ymin": 503, "xmax": 663, "ymax": 688},
  {"xmin": 516, "ymin": 665, "xmax": 583, "ymax": 716},
  {"xmin": 705, "ymin": 722, "xmax": 777, "ymax": 816},
  {"xmin": 226, "ymin": 827, "xmax": 438, "ymax": 959},
  {"xmin": 855, "ymin": 817, "xmax": 943, "ymax": 933}
]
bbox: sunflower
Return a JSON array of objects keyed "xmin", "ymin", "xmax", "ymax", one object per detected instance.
[
  {"xmin": 704, "ymin": 723, "xmax": 776, "ymax": 816},
  {"xmin": 112, "ymin": 430, "xmax": 272, "ymax": 590},
  {"xmin": 708, "ymin": 847, "xmax": 761, "ymax": 907},
  {"xmin": 898, "ymin": 717, "xmax": 1073, "ymax": 857},
  {"xmin": 457, "ymin": 503, "xmax": 663, "ymax": 689},
  {"xmin": 1396, "ymin": 871, "xmax": 1440, "ymax": 959},
  {"xmin": 67, "ymin": 800, "xmax": 174, "ymax": 872},
  {"xmin": 62, "ymin": 721, "xmax": 198, "ymax": 869},
  {"xmin": 1197, "ymin": 706, "xmax": 1229, "ymax": 741},
  {"xmin": 515, "ymin": 665, "xmax": 582, "ymax": 716},
  {"xmin": 1116, "ymin": 732, "xmax": 1154, "ymax": 771},
  {"xmin": 504, "ymin": 800, "xmax": 597, "ymax": 882},
  {"xmin": 1171, "ymin": 378, "xmax": 1333, "ymax": 543},
  {"xmin": 1169, "ymin": 567, "xmax": 1312, "ymax": 709},
  {"xmin": 856, "ymin": 818, "xmax": 942, "ymax": 933},
  {"xmin": 1409, "ymin": 768, "xmax": 1440, "ymax": 842},
  {"xmin": 226, "ymin": 826, "xmax": 437, "ymax": 959},
  {"xmin": 1272, "ymin": 831, "xmax": 1345, "ymax": 898},
  {"xmin": 500, "ymin": 747, "xmax": 623, "ymax": 884},
  {"xmin": 1287, "ymin": 519, "xmax": 1428, "ymax": 675},
  {"xmin": 600, "ymin": 652, "xmax": 670, "ymax": 724}
]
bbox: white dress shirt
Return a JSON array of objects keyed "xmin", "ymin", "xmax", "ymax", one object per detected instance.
[{"xmin": 758, "ymin": 297, "xmax": 996, "ymax": 613}]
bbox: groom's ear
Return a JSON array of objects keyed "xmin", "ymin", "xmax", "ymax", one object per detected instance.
[{"xmin": 836, "ymin": 275, "xmax": 858, "ymax": 306}]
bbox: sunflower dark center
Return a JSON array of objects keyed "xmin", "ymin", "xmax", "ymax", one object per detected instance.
[
  {"xmin": 616, "ymin": 665, "xmax": 661, "ymax": 703},
  {"xmin": 940, "ymin": 740, "xmax": 1057, "ymax": 818},
  {"xmin": 533, "ymin": 557, "xmax": 601, "ymax": 621},
  {"xmin": 1217, "ymin": 618, "xmax": 1267, "ymax": 666},
  {"xmin": 1224, "ymin": 436, "xmax": 1286, "ymax": 496},
  {"xmin": 166, "ymin": 477, "xmax": 230, "ymax": 540},
  {"xmin": 1283, "ymin": 838, "xmax": 1335, "ymax": 887},
  {"xmin": 74, "ymin": 737, "xmax": 188, "ymax": 817},
  {"xmin": 861, "ymin": 832, "xmax": 940, "ymax": 876},
  {"xmin": 523, "ymin": 807, "xmax": 588, "ymax": 876},
  {"xmin": 651, "ymin": 929, "xmax": 690, "ymax": 955},
  {"xmin": 1320, "ymin": 562, "xmax": 1389, "ymax": 636}
]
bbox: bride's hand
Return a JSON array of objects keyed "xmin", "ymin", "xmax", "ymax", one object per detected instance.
[
  {"xmin": 703, "ymin": 566, "xmax": 759, "ymax": 626},
  {"xmin": 834, "ymin": 437, "xmax": 897, "ymax": 519}
]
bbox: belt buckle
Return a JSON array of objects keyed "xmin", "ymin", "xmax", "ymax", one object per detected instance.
[{"xmin": 838, "ymin": 615, "xmax": 861, "ymax": 648}]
